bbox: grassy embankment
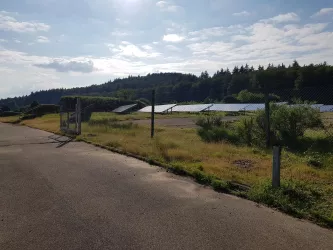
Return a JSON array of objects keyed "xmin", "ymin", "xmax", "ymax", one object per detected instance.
[{"xmin": 1, "ymin": 112, "xmax": 333, "ymax": 228}]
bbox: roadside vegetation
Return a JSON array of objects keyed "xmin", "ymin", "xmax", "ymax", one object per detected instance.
[{"xmin": 1, "ymin": 109, "xmax": 333, "ymax": 228}]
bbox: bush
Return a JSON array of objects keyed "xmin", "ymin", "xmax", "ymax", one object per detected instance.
[
  {"xmin": 197, "ymin": 104, "xmax": 323, "ymax": 149},
  {"xmin": 197, "ymin": 126, "xmax": 239, "ymax": 143},
  {"xmin": 271, "ymin": 104, "xmax": 323, "ymax": 143},
  {"xmin": 21, "ymin": 114, "xmax": 37, "ymax": 120},
  {"xmin": 0, "ymin": 111, "xmax": 21, "ymax": 117},
  {"xmin": 25, "ymin": 104, "xmax": 60, "ymax": 116},
  {"xmin": 222, "ymin": 95, "xmax": 239, "ymax": 103},
  {"xmin": 236, "ymin": 117, "xmax": 255, "ymax": 146},
  {"xmin": 237, "ymin": 90, "xmax": 264, "ymax": 103},
  {"xmin": 196, "ymin": 115, "xmax": 226, "ymax": 129}
]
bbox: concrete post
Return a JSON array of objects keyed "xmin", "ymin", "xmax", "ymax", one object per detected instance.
[{"xmin": 272, "ymin": 146, "xmax": 281, "ymax": 188}]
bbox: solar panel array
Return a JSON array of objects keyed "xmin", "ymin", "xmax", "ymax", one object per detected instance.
[
  {"xmin": 209, "ymin": 104, "xmax": 251, "ymax": 112},
  {"xmin": 138, "ymin": 104, "xmax": 176, "ymax": 113},
  {"xmin": 320, "ymin": 105, "xmax": 333, "ymax": 112},
  {"xmin": 112, "ymin": 104, "xmax": 137, "ymax": 113},
  {"xmin": 243, "ymin": 104, "xmax": 265, "ymax": 111},
  {"xmin": 172, "ymin": 104, "xmax": 212, "ymax": 112},
  {"xmin": 289, "ymin": 104, "xmax": 324, "ymax": 109},
  {"xmin": 137, "ymin": 103, "xmax": 333, "ymax": 114}
]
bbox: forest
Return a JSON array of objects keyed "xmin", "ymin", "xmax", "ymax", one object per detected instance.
[{"xmin": 1, "ymin": 60, "xmax": 333, "ymax": 110}]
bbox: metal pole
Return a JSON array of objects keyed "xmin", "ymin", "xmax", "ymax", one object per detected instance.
[
  {"xmin": 151, "ymin": 89, "xmax": 155, "ymax": 138},
  {"xmin": 272, "ymin": 146, "xmax": 281, "ymax": 188}
]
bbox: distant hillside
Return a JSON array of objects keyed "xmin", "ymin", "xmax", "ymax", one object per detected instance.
[{"xmin": 1, "ymin": 61, "xmax": 333, "ymax": 109}]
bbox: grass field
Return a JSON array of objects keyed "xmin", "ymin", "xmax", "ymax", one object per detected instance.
[{"xmin": 1, "ymin": 112, "xmax": 333, "ymax": 227}]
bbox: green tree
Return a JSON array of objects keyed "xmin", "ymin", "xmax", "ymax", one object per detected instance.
[{"xmin": 30, "ymin": 100, "xmax": 40, "ymax": 108}]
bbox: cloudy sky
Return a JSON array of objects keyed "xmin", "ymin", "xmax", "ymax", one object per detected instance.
[{"xmin": 0, "ymin": 0, "xmax": 333, "ymax": 98}]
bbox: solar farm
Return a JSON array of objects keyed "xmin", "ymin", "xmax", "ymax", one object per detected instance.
[{"xmin": 112, "ymin": 102, "xmax": 332, "ymax": 114}]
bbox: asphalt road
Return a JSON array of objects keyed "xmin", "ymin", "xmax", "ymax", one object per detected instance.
[{"xmin": 1, "ymin": 123, "xmax": 332, "ymax": 250}]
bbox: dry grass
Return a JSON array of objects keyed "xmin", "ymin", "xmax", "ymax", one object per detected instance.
[
  {"xmin": 10, "ymin": 112, "xmax": 333, "ymax": 227},
  {"xmin": 14, "ymin": 113, "xmax": 333, "ymax": 187},
  {"xmin": 20, "ymin": 114, "xmax": 61, "ymax": 133},
  {"xmin": 0, "ymin": 115, "xmax": 20, "ymax": 123},
  {"xmin": 90, "ymin": 111, "xmax": 204, "ymax": 122}
]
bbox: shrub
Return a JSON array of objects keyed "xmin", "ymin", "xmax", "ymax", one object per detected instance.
[
  {"xmin": 196, "ymin": 115, "xmax": 226, "ymax": 129},
  {"xmin": 197, "ymin": 126, "xmax": 239, "ymax": 143},
  {"xmin": 197, "ymin": 104, "xmax": 323, "ymax": 150},
  {"xmin": 21, "ymin": 114, "xmax": 37, "ymax": 120},
  {"xmin": 25, "ymin": 104, "xmax": 60, "ymax": 116},
  {"xmin": 271, "ymin": 104, "xmax": 323, "ymax": 144},
  {"xmin": 0, "ymin": 111, "xmax": 21, "ymax": 117},
  {"xmin": 222, "ymin": 95, "xmax": 239, "ymax": 103},
  {"xmin": 236, "ymin": 117, "xmax": 255, "ymax": 146},
  {"xmin": 192, "ymin": 170, "xmax": 213, "ymax": 185},
  {"xmin": 237, "ymin": 90, "xmax": 264, "ymax": 103}
]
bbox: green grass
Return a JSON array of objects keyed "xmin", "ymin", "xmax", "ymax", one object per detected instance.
[{"xmin": 10, "ymin": 112, "xmax": 333, "ymax": 228}]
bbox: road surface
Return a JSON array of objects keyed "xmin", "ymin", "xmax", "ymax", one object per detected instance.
[{"xmin": 0, "ymin": 123, "xmax": 332, "ymax": 250}]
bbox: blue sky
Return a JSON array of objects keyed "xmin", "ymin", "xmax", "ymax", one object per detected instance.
[{"xmin": 0, "ymin": 0, "xmax": 333, "ymax": 98}]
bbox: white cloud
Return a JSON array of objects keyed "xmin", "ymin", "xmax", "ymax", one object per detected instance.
[
  {"xmin": 14, "ymin": 39, "xmax": 21, "ymax": 44},
  {"xmin": 107, "ymin": 42, "xmax": 161, "ymax": 58},
  {"xmin": 186, "ymin": 20, "xmax": 333, "ymax": 65},
  {"xmin": 233, "ymin": 11, "xmax": 250, "ymax": 17},
  {"xmin": 156, "ymin": 1, "xmax": 183, "ymax": 12},
  {"xmin": 0, "ymin": 39, "xmax": 8, "ymax": 43},
  {"xmin": 263, "ymin": 12, "xmax": 300, "ymax": 23},
  {"xmin": 187, "ymin": 41, "xmax": 234, "ymax": 56},
  {"xmin": 0, "ymin": 12, "xmax": 50, "ymax": 33},
  {"xmin": 111, "ymin": 29, "xmax": 129, "ymax": 36},
  {"xmin": 312, "ymin": 8, "xmax": 333, "ymax": 18},
  {"xmin": 188, "ymin": 25, "xmax": 245, "ymax": 41},
  {"xmin": 36, "ymin": 36, "xmax": 50, "ymax": 43},
  {"xmin": 165, "ymin": 45, "xmax": 181, "ymax": 51},
  {"xmin": 163, "ymin": 34, "xmax": 185, "ymax": 42},
  {"xmin": 34, "ymin": 59, "xmax": 95, "ymax": 73}
]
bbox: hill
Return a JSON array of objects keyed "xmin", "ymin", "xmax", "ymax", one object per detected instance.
[{"xmin": 1, "ymin": 61, "xmax": 333, "ymax": 110}]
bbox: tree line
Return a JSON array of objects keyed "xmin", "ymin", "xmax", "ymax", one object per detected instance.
[{"xmin": 1, "ymin": 60, "xmax": 333, "ymax": 110}]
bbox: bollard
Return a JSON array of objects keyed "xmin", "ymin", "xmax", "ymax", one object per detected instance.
[{"xmin": 272, "ymin": 146, "xmax": 281, "ymax": 188}]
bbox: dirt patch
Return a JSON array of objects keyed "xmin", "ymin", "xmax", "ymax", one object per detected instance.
[{"xmin": 233, "ymin": 160, "xmax": 255, "ymax": 170}]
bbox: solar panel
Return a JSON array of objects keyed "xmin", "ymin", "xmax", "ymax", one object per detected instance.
[
  {"xmin": 138, "ymin": 104, "xmax": 176, "ymax": 113},
  {"xmin": 112, "ymin": 104, "xmax": 137, "ymax": 113},
  {"xmin": 289, "ymin": 104, "xmax": 324, "ymax": 109},
  {"xmin": 209, "ymin": 104, "xmax": 250, "ymax": 112},
  {"xmin": 244, "ymin": 104, "xmax": 265, "ymax": 111},
  {"xmin": 320, "ymin": 105, "xmax": 333, "ymax": 112},
  {"xmin": 171, "ymin": 104, "xmax": 212, "ymax": 112}
]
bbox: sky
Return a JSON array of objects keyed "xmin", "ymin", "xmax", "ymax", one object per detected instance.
[{"xmin": 0, "ymin": 0, "xmax": 333, "ymax": 98}]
